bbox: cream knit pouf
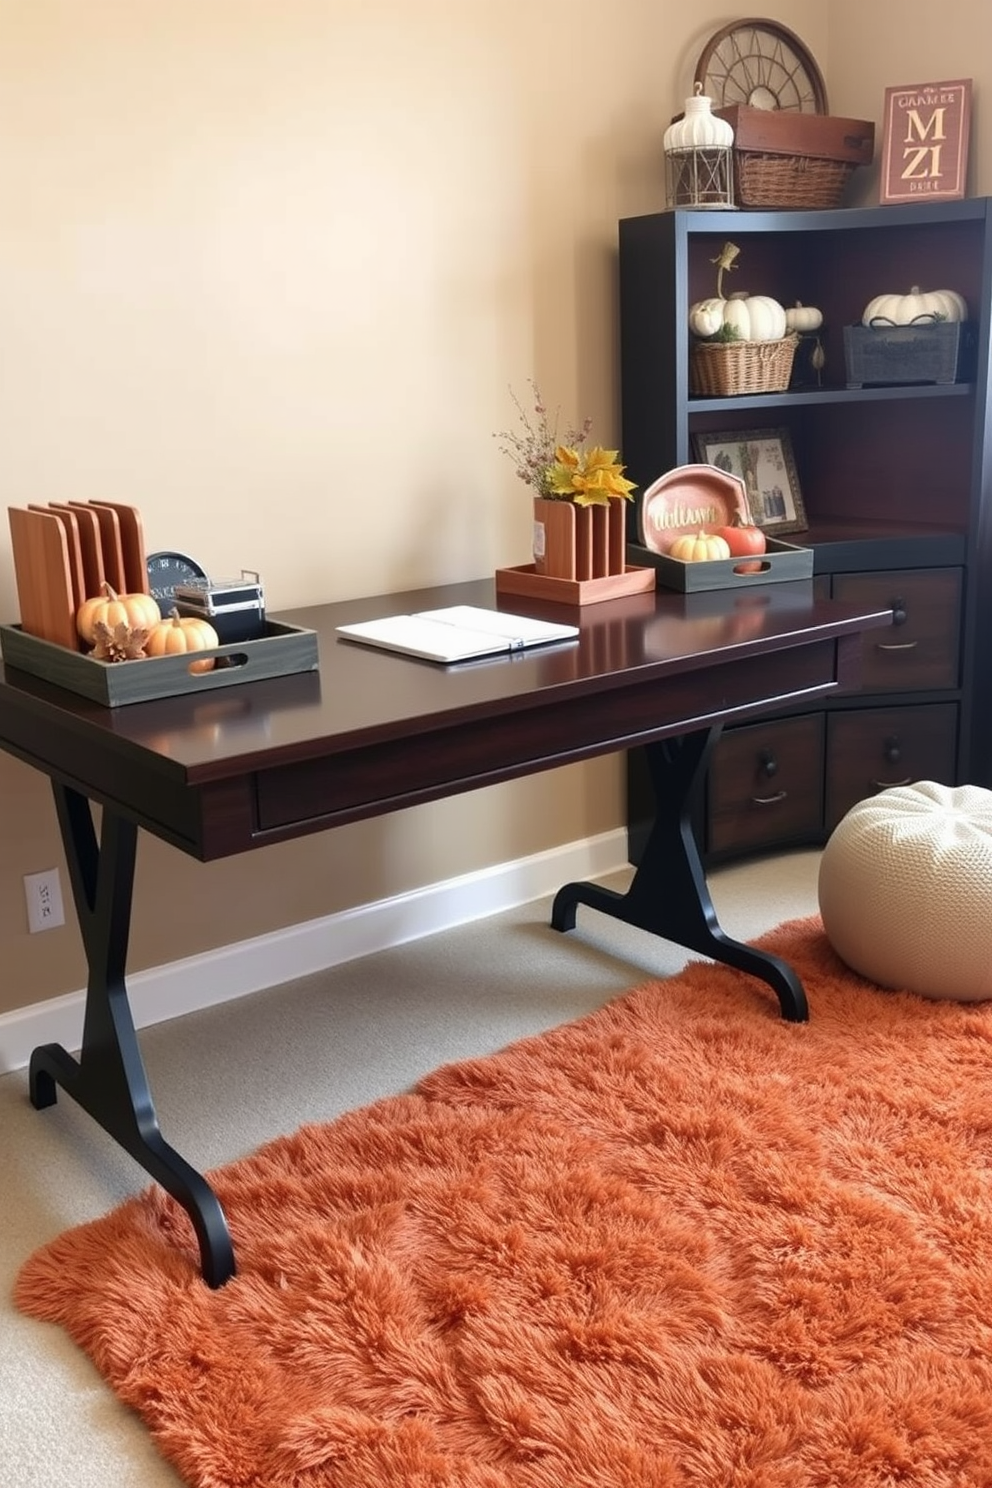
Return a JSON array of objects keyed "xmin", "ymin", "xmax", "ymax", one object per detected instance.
[{"xmin": 818, "ymin": 780, "xmax": 992, "ymax": 1002}]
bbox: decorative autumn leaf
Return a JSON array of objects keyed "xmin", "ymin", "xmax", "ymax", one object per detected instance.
[
  {"xmin": 90, "ymin": 620, "xmax": 150, "ymax": 663},
  {"xmin": 546, "ymin": 460, "xmax": 582, "ymax": 498},
  {"xmin": 553, "ymin": 445, "xmax": 581, "ymax": 471},
  {"xmin": 546, "ymin": 443, "xmax": 638, "ymax": 507}
]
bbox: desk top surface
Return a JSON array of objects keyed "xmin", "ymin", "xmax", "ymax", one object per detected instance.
[{"xmin": 0, "ymin": 576, "xmax": 889, "ymax": 785}]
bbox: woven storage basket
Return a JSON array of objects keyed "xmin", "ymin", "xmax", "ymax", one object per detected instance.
[
  {"xmin": 711, "ymin": 107, "xmax": 874, "ymax": 211},
  {"xmin": 690, "ymin": 334, "xmax": 798, "ymax": 397},
  {"xmin": 733, "ymin": 151, "xmax": 856, "ymax": 209}
]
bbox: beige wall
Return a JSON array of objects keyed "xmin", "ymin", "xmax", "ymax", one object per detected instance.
[{"xmin": 0, "ymin": 1, "xmax": 983, "ymax": 1012}]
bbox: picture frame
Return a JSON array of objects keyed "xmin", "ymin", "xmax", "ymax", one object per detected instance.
[{"xmin": 691, "ymin": 428, "xmax": 807, "ymax": 535}]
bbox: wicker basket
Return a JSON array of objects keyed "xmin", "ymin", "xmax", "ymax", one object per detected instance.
[
  {"xmin": 733, "ymin": 151, "xmax": 857, "ymax": 210},
  {"xmin": 711, "ymin": 106, "xmax": 874, "ymax": 211},
  {"xmin": 690, "ymin": 334, "xmax": 798, "ymax": 398}
]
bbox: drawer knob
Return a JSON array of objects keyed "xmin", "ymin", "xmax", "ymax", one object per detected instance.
[
  {"xmin": 870, "ymin": 735, "xmax": 912, "ymax": 789},
  {"xmin": 891, "ymin": 597, "xmax": 908, "ymax": 626},
  {"xmin": 758, "ymin": 748, "xmax": 778, "ymax": 779}
]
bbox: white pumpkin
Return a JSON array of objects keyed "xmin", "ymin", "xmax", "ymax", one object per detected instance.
[
  {"xmin": 862, "ymin": 286, "xmax": 968, "ymax": 327},
  {"xmin": 688, "ymin": 298, "xmax": 726, "ymax": 338},
  {"xmin": 688, "ymin": 290, "xmax": 788, "ymax": 343},
  {"xmin": 785, "ymin": 301, "xmax": 823, "ymax": 332}
]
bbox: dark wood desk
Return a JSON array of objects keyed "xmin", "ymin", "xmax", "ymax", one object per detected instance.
[{"xmin": 0, "ymin": 576, "xmax": 889, "ymax": 1283}]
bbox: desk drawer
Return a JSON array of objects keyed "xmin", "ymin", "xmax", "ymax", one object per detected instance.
[
  {"xmin": 831, "ymin": 569, "xmax": 961, "ymax": 691},
  {"xmin": 825, "ymin": 702, "xmax": 958, "ymax": 830},
  {"xmin": 707, "ymin": 714, "xmax": 824, "ymax": 856},
  {"xmin": 258, "ymin": 642, "xmax": 850, "ymax": 837}
]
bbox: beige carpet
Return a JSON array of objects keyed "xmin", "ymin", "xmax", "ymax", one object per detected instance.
[{"xmin": 1, "ymin": 852, "xmax": 822, "ymax": 1488}]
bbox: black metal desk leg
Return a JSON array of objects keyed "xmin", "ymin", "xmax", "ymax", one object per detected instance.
[
  {"xmin": 28, "ymin": 782, "xmax": 236, "ymax": 1286},
  {"xmin": 551, "ymin": 727, "xmax": 808, "ymax": 1022}
]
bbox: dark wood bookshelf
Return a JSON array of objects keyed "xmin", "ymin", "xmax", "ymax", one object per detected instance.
[{"xmin": 619, "ymin": 198, "xmax": 992, "ymax": 861}]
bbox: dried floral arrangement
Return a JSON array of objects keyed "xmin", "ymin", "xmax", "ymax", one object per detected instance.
[{"xmin": 495, "ymin": 383, "xmax": 636, "ymax": 507}]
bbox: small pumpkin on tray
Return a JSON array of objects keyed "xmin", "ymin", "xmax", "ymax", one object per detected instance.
[
  {"xmin": 715, "ymin": 513, "xmax": 767, "ymax": 570},
  {"xmin": 668, "ymin": 531, "xmax": 732, "ymax": 563},
  {"xmin": 76, "ymin": 582, "xmax": 160, "ymax": 646},
  {"xmin": 145, "ymin": 610, "xmax": 220, "ymax": 673}
]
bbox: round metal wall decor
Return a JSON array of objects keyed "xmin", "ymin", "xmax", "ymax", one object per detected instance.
[{"xmin": 693, "ymin": 18, "xmax": 828, "ymax": 114}]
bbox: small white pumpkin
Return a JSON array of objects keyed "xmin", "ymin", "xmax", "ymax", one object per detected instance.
[
  {"xmin": 688, "ymin": 298, "xmax": 726, "ymax": 338},
  {"xmin": 689, "ymin": 290, "xmax": 788, "ymax": 343},
  {"xmin": 862, "ymin": 286, "xmax": 968, "ymax": 327},
  {"xmin": 785, "ymin": 301, "xmax": 824, "ymax": 333}
]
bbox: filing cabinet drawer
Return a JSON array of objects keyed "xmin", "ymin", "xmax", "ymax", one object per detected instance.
[
  {"xmin": 825, "ymin": 703, "xmax": 958, "ymax": 830},
  {"xmin": 708, "ymin": 714, "xmax": 824, "ymax": 857},
  {"xmin": 831, "ymin": 569, "xmax": 961, "ymax": 691}
]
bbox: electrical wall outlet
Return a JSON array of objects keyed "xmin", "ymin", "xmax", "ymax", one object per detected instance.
[{"xmin": 24, "ymin": 868, "xmax": 65, "ymax": 934}]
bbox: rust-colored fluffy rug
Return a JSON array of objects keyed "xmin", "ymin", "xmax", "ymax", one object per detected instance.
[{"xmin": 15, "ymin": 917, "xmax": 992, "ymax": 1486}]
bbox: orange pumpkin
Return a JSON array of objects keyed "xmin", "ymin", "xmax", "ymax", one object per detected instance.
[
  {"xmin": 715, "ymin": 514, "xmax": 766, "ymax": 560},
  {"xmin": 76, "ymin": 582, "xmax": 161, "ymax": 645},
  {"xmin": 145, "ymin": 610, "xmax": 219, "ymax": 673}
]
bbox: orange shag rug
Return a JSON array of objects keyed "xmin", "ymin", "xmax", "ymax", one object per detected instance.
[{"xmin": 15, "ymin": 917, "xmax": 992, "ymax": 1487}]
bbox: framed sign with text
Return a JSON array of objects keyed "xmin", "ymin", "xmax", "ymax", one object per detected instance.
[{"xmin": 880, "ymin": 79, "xmax": 972, "ymax": 203}]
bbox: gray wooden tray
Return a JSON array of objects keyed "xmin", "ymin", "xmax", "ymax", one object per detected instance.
[
  {"xmin": 843, "ymin": 322, "xmax": 975, "ymax": 387},
  {"xmin": 626, "ymin": 537, "xmax": 813, "ymax": 593},
  {"xmin": 0, "ymin": 618, "xmax": 318, "ymax": 706}
]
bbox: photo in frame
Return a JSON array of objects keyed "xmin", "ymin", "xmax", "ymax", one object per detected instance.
[{"xmin": 691, "ymin": 428, "xmax": 807, "ymax": 535}]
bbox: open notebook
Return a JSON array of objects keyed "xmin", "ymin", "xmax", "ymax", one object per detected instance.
[{"xmin": 335, "ymin": 605, "xmax": 579, "ymax": 664}]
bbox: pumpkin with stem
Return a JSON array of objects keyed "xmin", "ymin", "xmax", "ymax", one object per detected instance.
[
  {"xmin": 785, "ymin": 301, "xmax": 823, "ymax": 333},
  {"xmin": 715, "ymin": 512, "xmax": 767, "ymax": 560},
  {"xmin": 688, "ymin": 240, "xmax": 788, "ymax": 343},
  {"xmin": 669, "ymin": 531, "xmax": 732, "ymax": 563},
  {"xmin": 76, "ymin": 582, "xmax": 161, "ymax": 646},
  {"xmin": 146, "ymin": 610, "xmax": 219, "ymax": 673},
  {"xmin": 862, "ymin": 286, "xmax": 968, "ymax": 327}
]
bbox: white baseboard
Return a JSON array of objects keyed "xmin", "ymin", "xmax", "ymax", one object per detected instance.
[{"xmin": 0, "ymin": 830, "xmax": 629, "ymax": 1075}]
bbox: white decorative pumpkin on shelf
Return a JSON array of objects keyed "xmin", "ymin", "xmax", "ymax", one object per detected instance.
[
  {"xmin": 688, "ymin": 240, "xmax": 788, "ymax": 343},
  {"xmin": 861, "ymin": 286, "xmax": 968, "ymax": 327},
  {"xmin": 689, "ymin": 290, "xmax": 787, "ymax": 342},
  {"xmin": 785, "ymin": 301, "xmax": 824, "ymax": 332}
]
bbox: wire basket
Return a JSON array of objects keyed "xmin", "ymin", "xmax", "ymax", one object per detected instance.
[
  {"xmin": 690, "ymin": 335, "xmax": 799, "ymax": 397},
  {"xmin": 733, "ymin": 151, "xmax": 858, "ymax": 209}
]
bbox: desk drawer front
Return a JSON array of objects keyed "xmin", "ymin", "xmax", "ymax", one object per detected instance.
[
  {"xmin": 256, "ymin": 644, "xmax": 845, "ymax": 834},
  {"xmin": 708, "ymin": 714, "xmax": 824, "ymax": 857},
  {"xmin": 825, "ymin": 702, "xmax": 958, "ymax": 830},
  {"xmin": 831, "ymin": 569, "xmax": 961, "ymax": 691}
]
